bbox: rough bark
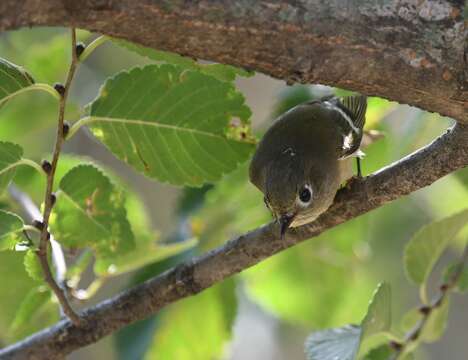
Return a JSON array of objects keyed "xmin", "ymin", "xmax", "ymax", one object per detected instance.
[
  {"xmin": 1, "ymin": 123, "xmax": 467, "ymax": 360},
  {"xmin": 0, "ymin": 0, "xmax": 466, "ymax": 122}
]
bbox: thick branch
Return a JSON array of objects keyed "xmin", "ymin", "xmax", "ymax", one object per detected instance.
[
  {"xmin": 1, "ymin": 123, "xmax": 467, "ymax": 360},
  {"xmin": 0, "ymin": 0, "xmax": 466, "ymax": 122}
]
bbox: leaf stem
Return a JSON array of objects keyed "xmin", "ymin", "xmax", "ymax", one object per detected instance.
[
  {"xmin": 0, "ymin": 158, "xmax": 42, "ymax": 178},
  {"xmin": 0, "ymin": 83, "xmax": 61, "ymax": 108},
  {"xmin": 78, "ymin": 35, "xmax": 109, "ymax": 62},
  {"xmin": 37, "ymin": 28, "xmax": 81, "ymax": 326},
  {"xmin": 67, "ymin": 116, "xmax": 93, "ymax": 139},
  {"xmin": 17, "ymin": 158, "xmax": 44, "ymax": 174}
]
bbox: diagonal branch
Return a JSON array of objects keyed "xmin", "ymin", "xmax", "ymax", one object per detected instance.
[
  {"xmin": 0, "ymin": 123, "xmax": 466, "ymax": 360},
  {"xmin": 0, "ymin": 0, "xmax": 466, "ymax": 123}
]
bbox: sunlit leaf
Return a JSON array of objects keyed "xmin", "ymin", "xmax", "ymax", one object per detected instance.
[
  {"xmin": 9, "ymin": 286, "xmax": 51, "ymax": 334},
  {"xmin": 145, "ymin": 279, "xmax": 236, "ymax": 360},
  {"xmin": 0, "ymin": 141, "xmax": 23, "ymax": 194},
  {"xmin": 113, "ymin": 39, "xmax": 252, "ymax": 82},
  {"xmin": 86, "ymin": 64, "xmax": 254, "ymax": 186},
  {"xmin": 24, "ymin": 249, "xmax": 43, "ymax": 282},
  {"xmin": 404, "ymin": 209, "xmax": 468, "ymax": 285},
  {"xmin": 51, "ymin": 164, "xmax": 135, "ymax": 259},
  {"xmin": 0, "ymin": 210, "xmax": 24, "ymax": 251},
  {"xmin": 0, "ymin": 58, "xmax": 34, "ymax": 107},
  {"xmin": 305, "ymin": 325, "xmax": 361, "ymax": 360}
]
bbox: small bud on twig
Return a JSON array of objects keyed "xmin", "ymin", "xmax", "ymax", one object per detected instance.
[
  {"xmin": 75, "ymin": 42, "xmax": 86, "ymax": 58},
  {"xmin": 32, "ymin": 220, "xmax": 45, "ymax": 231},
  {"xmin": 389, "ymin": 341, "xmax": 403, "ymax": 351},
  {"xmin": 50, "ymin": 193, "xmax": 57, "ymax": 207},
  {"xmin": 54, "ymin": 83, "xmax": 66, "ymax": 97},
  {"xmin": 419, "ymin": 306, "xmax": 431, "ymax": 315},
  {"xmin": 41, "ymin": 160, "xmax": 52, "ymax": 174},
  {"xmin": 63, "ymin": 122, "xmax": 70, "ymax": 138}
]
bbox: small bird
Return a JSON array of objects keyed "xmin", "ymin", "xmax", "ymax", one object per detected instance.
[{"xmin": 249, "ymin": 94, "xmax": 367, "ymax": 238}]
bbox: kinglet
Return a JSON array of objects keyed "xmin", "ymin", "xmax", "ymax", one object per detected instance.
[{"xmin": 249, "ymin": 95, "xmax": 367, "ymax": 238}]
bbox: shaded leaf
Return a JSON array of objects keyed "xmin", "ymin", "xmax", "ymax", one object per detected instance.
[
  {"xmin": 361, "ymin": 344, "xmax": 393, "ymax": 360},
  {"xmin": 361, "ymin": 282, "xmax": 392, "ymax": 339},
  {"xmin": 400, "ymin": 299, "xmax": 450, "ymax": 344},
  {"xmin": 9, "ymin": 286, "xmax": 51, "ymax": 334},
  {"xmin": 24, "ymin": 249, "xmax": 43, "ymax": 282},
  {"xmin": 113, "ymin": 39, "xmax": 252, "ymax": 82},
  {"xmin": 0, "ymin": 58, "xmax": 34, "ymax": 106},
  {"xmin": 94, "ymin": 238, "xmax": 197, "ymax": 276},
  {"xmin": 0, "ymin": 141, "xmax": 23, "ymax": 194},
  {"xmin": 421, "ymin": 298, "xmax": 450, "ymax": 343},
  {"xmin": 404, "ymin": 209, "xmax": 468, "ymax": 285},
  {"xmin": 87, "ymin": 64, "xmax": 254, "ymax": 186},
  {"xmin": 305, "ymin": 283, "xmax": 391, "ymax": 360},
  {"xmin": 305, "ymin": 325, "xmax": 361, "ymax": 360},
  {"xmin": 0, "ymin": 210, "xmax": 24, "ymax": 251},
  {"xmin": 52, "ymin": 164, "xmax": 135, "ymax": 259},
  {"xmin": 145, "ymin": 279, "xmax": 236, "ymax": 360},
  {"xmin": 443, "ymin": 262, "xmax": 468, "ymax": 292}
]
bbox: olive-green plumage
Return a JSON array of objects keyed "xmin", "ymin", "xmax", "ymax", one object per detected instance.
[{"xmin": 249, "ymin": 95, "xmax": 367, "ymax": 236}]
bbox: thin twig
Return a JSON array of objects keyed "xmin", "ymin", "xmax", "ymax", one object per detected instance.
[
  {"xmin": 36, "ymin": 28, "xmax": 81, "ymax": 325},
  {"xmin": 390, "ymin": 243, "xmax": 468, "ymax": 359}
]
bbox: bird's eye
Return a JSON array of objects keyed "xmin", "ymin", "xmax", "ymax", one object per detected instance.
[{"xmin": 298, "ymin": 185, "xmax": 312, "ymax": 205}]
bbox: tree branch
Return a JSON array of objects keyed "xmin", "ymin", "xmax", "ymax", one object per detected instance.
[
  {"xmin": 0, "ymin": 123, "xmax": 466, "ymax": 359},
  {"xmin": 0, "ymin": 0, "xmax": 466, "ymax": 122}
]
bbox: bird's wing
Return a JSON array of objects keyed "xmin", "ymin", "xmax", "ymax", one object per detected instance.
[{"xmin": 321, "ymin": 95, "xmax": 367, "ymax": 159}]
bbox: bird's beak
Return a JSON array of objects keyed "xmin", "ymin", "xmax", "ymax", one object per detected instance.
[{"xmin": 279, "ymin": 213, "xmax": 295, "ymax": 240}]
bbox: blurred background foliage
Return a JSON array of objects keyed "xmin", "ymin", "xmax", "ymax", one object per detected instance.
[{"xmin": 0, "ymin": 27, "xmax": 466, "ymax": 360}]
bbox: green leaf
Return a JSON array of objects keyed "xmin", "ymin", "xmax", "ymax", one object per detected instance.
[
  {"xmin": 305, "ymin": 283, "xmax": 391, "ymax": 360},
  {"xmin": 0, "ymin": 210, "xmax": 24, "ymax": 251},
  {"xmin": 0, "ymin": 58, "xmax": 34, "ymax": 106},
  {"xmin": 24, "ymin": 250, "xmax": 43, "ymax": 282},
  {"xmin": 112, "ymin": 39, "xmax": 252, "ymax": 82},
  {"xmin": 9, "ymin": 286, "xmax": 51, "ymax": 334},
  {"xmin": 86, "ymin": 64, "xmax": 255, "ymax": 186},
  {"xmin": 443, "ymin": 262, "xmax": 468, "ymax": 292},
  {"xmin": 361, "ymin": 282, "xmax": 392, "ymax": 340},
  {"xmin": 51, "ymin": 164, "xmax": 135, "ymax": 259},
  {"xmin": 305, "ymin": 325, "xmax": 361, "ymax": 360},
  {"xmin": 144, "ymin": 279, "xmax": 237, "ymax": 360},
  {"xmin": 404, "ymin": 209, "xmax": 468, "ymax": 285},
  {"xmin": 0, "ymin": 141, "xmax": 23, "ymax": 194}
]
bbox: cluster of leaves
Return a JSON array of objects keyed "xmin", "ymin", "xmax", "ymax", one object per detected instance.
[
  {"xmin": 305, "ymin": 209, "xmax": 468, "ymax": 360},
  {"xmin": 0, "ymin": 30, "xmax": 255, "ymax": 341}
]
